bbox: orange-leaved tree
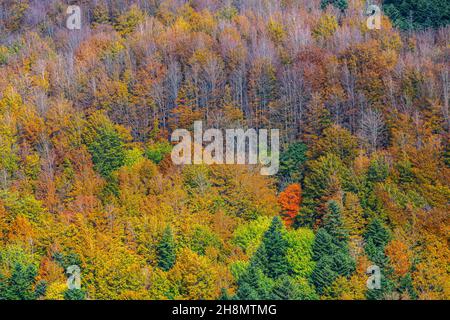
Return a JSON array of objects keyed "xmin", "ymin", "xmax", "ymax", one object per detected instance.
[{"xmin": 278, "ymin": 184, "xmax": 302, "ymax": 227}]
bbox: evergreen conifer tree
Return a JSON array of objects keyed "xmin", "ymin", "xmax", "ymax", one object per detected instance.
[
  {"xmin": 261, "ymin": 216, "xmax": 289, "ymax": 278},
  {"xmin": 157, "ymin": 226, "xmax": 176, "ymax": 271}
]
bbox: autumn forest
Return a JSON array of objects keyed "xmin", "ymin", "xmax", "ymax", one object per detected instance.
[{"xmin": 0, "ymin": 0, "xmax": 449, "ymax": 300}]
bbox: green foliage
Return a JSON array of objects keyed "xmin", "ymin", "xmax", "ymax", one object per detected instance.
[
  {"xmin": 189, "ymin": 225, "xmax": 222, "ymax": 255},
  {"xmin": 53, "ymin": 252, "xmax": 82, "ymax": 270},
  {"xmin": 384, "ymin": 0, "xmax": 450, "ymax": 30},
  {"xmin": 0, "ymin": 262, "xmax": 38, "ymax": 300},
  {"xmin": 219, "ymin": 287, "xmax": 231, "ymax": 300},
  {"xmin": 270, "ymin": 275, "xmax": 317, "ymax": 300},
  {"xmin": 364, "ymin": 218, "xmax": 390, "ymax": 249},
  {"xmin": 303, "ymin": 154, "xmax": 350, "ymax": 200},
  {"xmin": 321, "ymin": 0, "xmax": 348, "ymax": 11},
  {"xmin": 367, "ymin": 157, "xmax": 389, "ymax": 183},
  {"xmin": 64, "ymin": 288, "xmax": 86, "ymax": 300},
  {"xmin": 260, "ymin": 217, "xmax": 289, "ymax": 278},
  {"xmin": 364, "ymin": 218, "xmax": 390, "ymax": 266},
  {"xmin": 300, "ymin": 154, "xmax": 351, "ymax": 226},
  {"xmin": 312, "ymin": 228, "xmax": 336, "ymax": 260},
  {"xmin": 114, "ymin": 5, "xmax": 145, "ymax": 35},
  {"xmin": 310, "ymin": 202, "xmax": 355, "ymax": 295},
  {"xmin": 234, "ymin": 265, "xmax": 274, "ymax": 300},
  {"xmin": 34, "ymin": 280, "xmax": 47, "ymax": 299},
  {"xmin": 363, "ymin": 218, "xmax": 393, "ymax": 300},
  {"xmin": 87, "ymin": 126, "xmax": 126, "ymax": 178},
  {"xmin": 144, "ymin": 142, "xmax": 172, "ymax": 164},
  {"xmin": 229, "ymin": 260, "xmax": 249, "ymax": 282},
  {"xmin": 323, "ymin": 201, "xmax": 349, "ymax": 246},
  {"xmin": 0, "ymin": 191, "xmax": 45, "ymax": 223},
  {"xmin": 232, "ymin": 216, "xmax": 272, "ymax": 255},
  {"xmin": 396, "ymin": 160, "xmax": 416, "ymax": 184},
  {"xmin": 124, "ymin": 148, "xmax": 144, "ymax": 167},
  {"xmin": 235, "ymin": 216, "xmax": 319, "ymax": 299},
  {"xmin": 310, "ymin": 255, "xmax": 338, "ymax": 294},
  {"xmin": 278, "ymin": 142, "xmax": 308, "ymax": 189},
  {"xmin": 398, "ymin": 274, "xmax": 418, "ymax": 299},
  {"xmin": 157, "ymin": 226, "xmax": 176, "ymax": 271},
  {"xmin": 285, "ymin": 228, "xmax": 315, "ymax": 278}
]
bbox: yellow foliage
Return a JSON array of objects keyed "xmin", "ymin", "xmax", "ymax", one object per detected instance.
[
  {"xmin": 44, "ymin": 281, "xmax": 67, "ymax": 300},
  {"xmin": 313, "ymin": 14, "xmax": 338, "ymax": 40}
]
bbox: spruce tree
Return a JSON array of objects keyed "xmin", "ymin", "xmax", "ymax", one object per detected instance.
[
  {"xmin": 310, "ymin": 256, "xmax": 338, "ymax": 294},
  {"xmin": 321, "ymin": 0, "xmax": 348, "ymax": 11},
  {"xmin": 34, "ymin": 280, "xmax": 47, "ymax": 299},
  {"xmin": 331, "ymin": 251, "xmax": 355, "ymax": 277},
  {"xmin": 270, "ymin": 275, "xmax": 300, "ymax": 300},
  {"xmin": 2, "ymin": 263, "xmax": 38, "ymax": 300},
  {"xmin": 364, "ymin": 218, "xmax": 392, "ymax": 300},
  {"xmin": 0, "ymin": 274, "xmax": 8, "ymax": 299},
  {"xmin": 312, "ymin": 228, "xmax": 336, "ymax": 260},
  {"xmin": 310, "ymin": 201, "xmax": 355, "ymax": 295},
  {"xmin": 219, "ymin": 288, "xmax": 231, "ymax": 300},
  {"xmin": 364, "ymin": 218, "xmax": 390, "ymax": 248},
  {"xmin": 157, "ymin": 226, "xmax": 176, "ymax": 271},
  {"xmin": 249, "ymin": 242, "xmax": 269, "ymax": 275},
  {"xmin": 398, "ymin": 274, "xmax": 418, "ymax": 300},
  {"xmin": 261, "ymin": 216, "xmax": 289, "ymax": 278},
  {"xmin": 277, "ymin": 142, "xmax": 308, "ymax": 189},
  {"xmin": 323, "ymin": 201, "xmax": 349, "ymax": 246},
  {"xmin": 88, "ymin": 126, "xmax": 126, "ymax": 178},
  {"xmin": 235, "ymin": 266, "xmax": 272, "ymax": 300},
  {"xmin": 364, "ymin": 218, "xmax": 390, "ymax": 266},
  {"xmin": 384, "ymin": 0, "xmax": 450, "ymax": 30},
  {"xmin": 64, "ymin": 288, "xmax": 86, "ymax": 300}
]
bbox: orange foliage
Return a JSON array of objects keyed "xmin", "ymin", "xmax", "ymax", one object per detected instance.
[
  {"xmin": 278, "ymin": 184, "xmax": 302, "ymax": 227},
  {"xmin": 385, "ymin": 240, "xmax": 412, "ymax": 277}
]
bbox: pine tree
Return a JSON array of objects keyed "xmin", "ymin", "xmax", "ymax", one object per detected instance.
[
  {"xmin": 367, "ymin": 157, "xmax": 389, "ymax": 183},
  {"xmin": 398, "ymin": 274, "xmax": 418, "ymax": 300},
  {"xmin": 0, "ymin": 274, "xmax": 8, "ymax": 299},
  {"xmin": 157, "ymin": 226, "xmax": 176, "ymax": 271}
]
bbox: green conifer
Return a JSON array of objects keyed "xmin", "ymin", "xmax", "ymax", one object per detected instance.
[{"xmin": 157, "ymin": 226, "xmax": 176, "ymax": 271}]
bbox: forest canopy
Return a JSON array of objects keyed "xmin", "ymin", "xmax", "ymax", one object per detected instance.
[{"xmin": 0, "ymin": 0, "xmax": 449, "ymax": 300}]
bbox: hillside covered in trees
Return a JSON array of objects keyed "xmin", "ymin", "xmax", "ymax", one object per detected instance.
[{"xmin": 0, "ymin": 0, "xmax": 449, "ymax": 300}]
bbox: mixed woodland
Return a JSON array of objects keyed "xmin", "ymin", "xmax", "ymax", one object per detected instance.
[{"xmin": 0, "ymin": 0, "xmax": 449, "ymax": 300}]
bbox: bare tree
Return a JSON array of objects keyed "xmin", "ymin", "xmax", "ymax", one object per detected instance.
[
  {"xmin": 442, "ymin": 69, "xmax": 449, "ymax": 133},
  {"xmin": 360, "ymin": 108, "xmax": 386, "ymax": 152}
]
